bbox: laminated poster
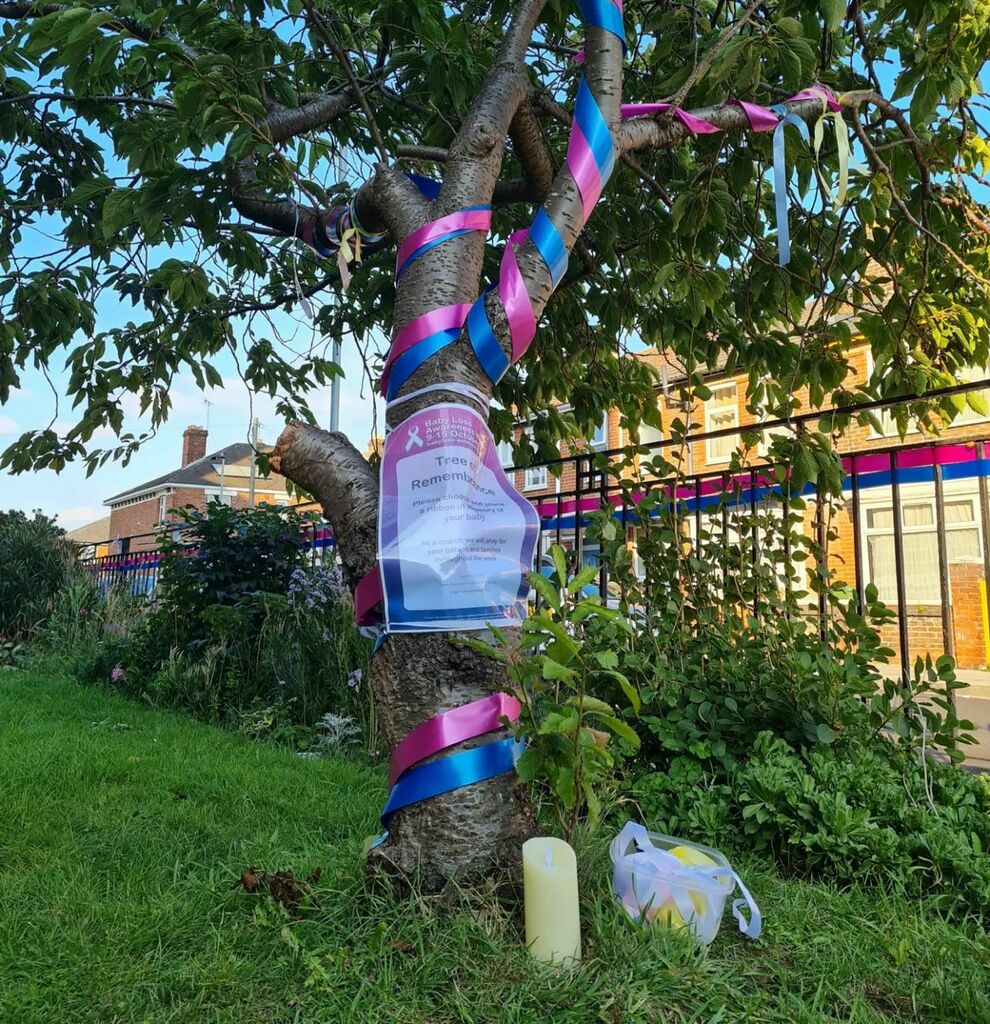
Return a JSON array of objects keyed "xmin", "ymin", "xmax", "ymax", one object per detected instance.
[{"xmin": 378, "ymin": 403, "xmax": 540, "ymax": 632}]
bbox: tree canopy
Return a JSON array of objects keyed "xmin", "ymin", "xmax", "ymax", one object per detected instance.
[{"xmin": 2, "ymin": 0, "xmax": 989, "ymax": 476}]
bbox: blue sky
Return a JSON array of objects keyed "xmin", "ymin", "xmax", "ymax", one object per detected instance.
[{"xmin": 0, "ymin": 292, "xmax": 384, "ymax": 528}]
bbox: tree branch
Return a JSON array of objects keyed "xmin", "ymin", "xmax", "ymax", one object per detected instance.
[
  {"xmin": 0, "ymin": 90, "xmax": 175, "ymax": 110},
  {"xmin": 301, "ymin": 0, "xmax": 388, "ymax": 162},
  {"xmin": 508, "ymin": 94, "xmax": 554, "ymax": 201},
  {"xmin": 269, "ymin": 422, "xmax": 379, "ymax": 588},
  {"xmin": 266, "ymin": 91, "xmax": 352, "ymax": 144},
  {"xmin": 441, "ymin": 0, "xmax": 551, "ymax": 209},
  {"xmin": 665, "ymin": 0, "xmax": 764, "ymax": 111}
]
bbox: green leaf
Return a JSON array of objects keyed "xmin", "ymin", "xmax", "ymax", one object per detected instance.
[
  {"xmin": 515, "ymin": 746, "xmax": 541, "ymax": 783},
  {"xmin": 101, "ymin": 190, "xmax": 133, "ymax": 239},
  {"xmin": 820, "ymin": 0, "xmax": 844, "ymax": 32},
  {"xmin": 566, "ymin": 695, "xmax": 614, "ymax": 716},
  {"xmin": 550, "ymin": 543, "xmax": 567, "ymax": 585},
  {"xmin": 542, "ymin": 657, "xmax": 577, "ymax": 683},
  {"xmin": 604, "ymin": 669, "xmax": 641, "ymax": 715},
  {"xmin": 910, "ymin": 76, "xmax": 941, "ymax": 128},
  {"xmin": 591, "ymin": 714, "xmax": 641, "ymax": 750}
]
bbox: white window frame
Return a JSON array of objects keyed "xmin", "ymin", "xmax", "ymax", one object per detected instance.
[
  {"xmin": 496, "ymin": 439, "xmax": 515, "ymax": 469},
  {"xmin": 866, "ymin": 351, "xmax": 990, "ymax": 438},
  {"xmin": 590, "ymin": 414, "xmax": 608, "ymax": 450},
  {"xmin": 704, "ymin": 382, "xmax": 739, "ymax": 464},
  {"xmin": 521, "ymin": 427, "xmax": 547, "ymax": 491},
  {"xmin": 859, "ymin": 479, "xmax": 983, "ymax": 604},
  {"xmin": 524, "ymin": 464, "xmax": 548, "ymax": 491},
  {"xmin": 157, "ymin": 493, "xmax": 167, "ymax": 524},
  {"xmin": 206, "ymin": 490, "xmax": 234, "ymax": 507}
]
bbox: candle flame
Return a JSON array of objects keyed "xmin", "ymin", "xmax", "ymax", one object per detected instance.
[{"xmin": 545, "ymin": 846, "xmax": 554, "ymax": 868}]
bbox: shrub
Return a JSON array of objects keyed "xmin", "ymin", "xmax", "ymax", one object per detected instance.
[
  {"xmin": 504, "ymin": 458, "xmax": 990, "ymax": 918},
  {"xmin": 66, "ymin": 503, "xmax": 374, "ymax": 747},
  {"xmin": 0, "ymin": 510, "xmax": 81, "ymax": 640}
]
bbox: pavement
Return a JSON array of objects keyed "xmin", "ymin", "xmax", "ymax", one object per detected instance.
[{"xmin": 877, "ymin": 666, "xmax": 990, "ymax": 770}]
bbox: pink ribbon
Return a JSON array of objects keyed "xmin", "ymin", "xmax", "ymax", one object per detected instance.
[
  {"xmin": 726, "ymin": 98, "xmax": 778, "ymax": 132},
  {"xmin": 788, "ymin": 86, "xmax": 841, "ymax": 112},
  {"xmin": 355, "ymin": 568, "xmax": 383, "ymax": 626},
  {"xmin": 499, "ymin": 229, "xmax": 538, "ymax": 361},
  {"xmin": 567, "ymin": 121, "xmax": 609, "ymax": 219},
  {"xmin": 395, "ymin": 207, "xmax": 493, "ymax": 278},
  {"xmin": 389, "ymin": 692, "xmax": 522, "ymax": 786},
  {"xmin": 619, "ymin": 87, "xmax": 841, "ymax": 136},
  {"xmin": 619, "ymin": 103, "xmax": 722, "ymax": 133},
  {"xmin": 380, "ymin": 302, "xmax": 473, "ymax": 395}
]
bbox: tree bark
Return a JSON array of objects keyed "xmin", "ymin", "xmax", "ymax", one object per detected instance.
[{"xmin": 270, "ymin": 423, "xmax": 537, "ymax": 891}]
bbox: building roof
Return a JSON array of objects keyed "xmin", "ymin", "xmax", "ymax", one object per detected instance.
[
  {"xmin": 105, "ymin": 442, "xmax": 287, "ymax": 506},
  {"xmin": 66, "ymin": 516, "xmax": 111, "ymax": 544}
]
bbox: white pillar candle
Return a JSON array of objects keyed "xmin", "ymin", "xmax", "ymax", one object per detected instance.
[{"xmin": 522, "ymin": 836, "xmax": 581, "ymax": 965}]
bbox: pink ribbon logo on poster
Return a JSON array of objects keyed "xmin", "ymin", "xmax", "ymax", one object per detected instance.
[{"xmin": 377, "ymin": 403, "xmax": 540, "ymax": 632}]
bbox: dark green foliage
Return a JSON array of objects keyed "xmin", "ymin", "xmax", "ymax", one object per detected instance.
[
  {"xmin": 153, "ymin": 501, "xmax": 317, "ymax": 643},
  {"xmin": 497, "ymin": 457, "xmax": 990, "ymax": 918},
  {"xmin": 632, "ymin": 736, "xmax": 990, "ymax": 919},
  {"xmin": 67, "ymin": 503, "xmax": 374, "ymax": 746},
  {"xmin": 1, "ymin": 3, "xmax": 989, "ymax": 471},
  {"xmin": 0, "ymin": 510, "xmax": 81, "ymax": 640}
]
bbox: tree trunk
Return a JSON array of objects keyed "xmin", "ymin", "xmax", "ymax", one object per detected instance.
[{"xmin": 270, "ymin": 422, "xmax": 537, "ymax": 892}]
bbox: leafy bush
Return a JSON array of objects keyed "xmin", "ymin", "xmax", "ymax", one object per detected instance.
[
  {"xmin": 470, "ymin": 544, "xmax": 642, "ymax": 839},
  {"xmin": 632, "ymin": 735, "xmax": 990, "ymax": 917},
  {"xmin": 67, "ymin": 503, "xmax": 374, "ymax": 749},
  {"xmin": 506, "ymin": 455, "xmax": 990, "ymax": 918},
  {"xmin": 0, "ymin": 510, "xmax": 81, "ymax": 640},
  {"xmin": 148, "ymin": 501, "xmax": 318, "ymax": 651}
]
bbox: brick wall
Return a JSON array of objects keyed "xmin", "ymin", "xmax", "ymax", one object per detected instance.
[
  {"xmin": 107, "ymin": 494, "xmax": 163, "ymax": 552},
  {"xmin": 878, "ymin": 607, "xmax": 946, "ymax": 665},
  {"xmin": 108, "ymin": 486, "xmax": 289, "ymax": 551},
  {"xmin": 949, "ymin": 558, "xmax": 987, "ymax": 669}
]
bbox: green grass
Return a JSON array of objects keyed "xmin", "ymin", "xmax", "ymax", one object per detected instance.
[{"xmin": 1, "ymin": 670, "xmax": 989, "ymax": 1024}]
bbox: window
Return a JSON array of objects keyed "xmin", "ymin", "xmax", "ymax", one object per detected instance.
[
  {"xmin": 496, "ymin": 439, "xmax": 515, "ymax": 468},
  {"xmin": 864, "ymin": 492, "xmax": 981, "ymax": 603},
  {"xmin": 208, "ymin": 491, "xmax": 234, "ymax": 507},
  {"xmin": 636, "ymin": 421, "xmax": 663, "ymax": 448},
  {"xmin": 757, "ymin": 421, "xmax": 792, "ymax": 460},
  {"xmin": 521, "ymin": 428, "xmax": 547, "ymax": 490},
  {"xmin": 590, "ymin": 415, "xmax": 608, "ymax": 449},
  {"xmin": 867, "ymin": 352, "xmax": 990, "ymax": 437},
  {"xmin": 157, "ymin": 494, "xmax": 167, "ymax": 524},
  {"xmin": 524, "ymin": 464, "xmax": 548, "ymax": 490},
  {"xmin": 704, "ymin": 383, "xmax": 738, "ymax": 463}
]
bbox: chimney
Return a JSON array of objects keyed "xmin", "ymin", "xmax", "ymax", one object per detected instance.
[{"xmin": 181, "ymin": 425, "xmax": 208, "ymax": 466}]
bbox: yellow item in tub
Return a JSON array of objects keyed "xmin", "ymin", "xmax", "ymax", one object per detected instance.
[{"xmin": 651, "ymin": 845, "xmax": 716, "ymax": 928}]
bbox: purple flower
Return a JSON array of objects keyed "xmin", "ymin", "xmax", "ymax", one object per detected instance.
[{"xmin": 110, "ymin": 665, "xmax": 125, "ymax": 683}]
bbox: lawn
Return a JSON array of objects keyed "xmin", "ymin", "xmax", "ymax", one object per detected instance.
[{"xmin": 1, "ymin": 670, "xmax": 989, "ymax": 1024}]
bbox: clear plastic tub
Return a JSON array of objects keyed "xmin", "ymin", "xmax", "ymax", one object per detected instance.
[{"xmin": 610, "ymin": 821, "xmax": 761, "ymax": 943}]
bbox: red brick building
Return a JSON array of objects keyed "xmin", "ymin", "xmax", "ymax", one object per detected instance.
[
  {"xmin": 104, "ymin": 426, "xmax": 293, "ymax": 552},
  {"xmin": 502, "ymin": 341, "xmax": 990, "ymax": 667}
]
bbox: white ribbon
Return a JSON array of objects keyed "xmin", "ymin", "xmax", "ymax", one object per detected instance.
[{"xmin": 612, "ymin": 821, "xmax": 762, "ymax": 940}]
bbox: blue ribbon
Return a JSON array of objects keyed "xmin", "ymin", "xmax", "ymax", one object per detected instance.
[
  {"xmin": 385, "ymin": 326, "xmax": 465, "ymax": 401},
  {"xmin": 578, "ymin": 0, "xmax": 626, "ymax": 45},
  {"xmin": 530, "ymin": 207, "xmax": 570, "ymax": 287},
  {"xmin": 575, "ymin": 77, "xmax": 616, "ymax": 179},
  {"xmin": 405, "ymin": 172, "xmax": 442, "ymax": 199},
  {"xmin": 771, "ymin": 103, "xmax": 810, "ymax": 266},
  {"xmin": 380, "ymin": 737, "xmax": 525, "ymax": 827},
  {"xmin": 466, "ymin": 287, "xmax": 512, "ymax": 384}
]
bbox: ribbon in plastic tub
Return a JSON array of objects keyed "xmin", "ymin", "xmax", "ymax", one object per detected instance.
[{"xmin": 610, "ymin": 821, "xmax": 761, "ymax": 942}]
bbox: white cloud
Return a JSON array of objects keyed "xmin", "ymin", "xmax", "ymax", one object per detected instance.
[{"xmin": 55, "ymin": 505, "xmax": 103, "ymax": 528}]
